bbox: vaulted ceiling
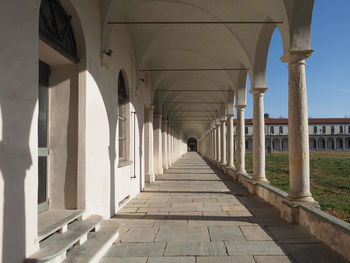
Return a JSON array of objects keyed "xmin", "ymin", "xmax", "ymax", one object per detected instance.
[{"xmin": 101, "ymin": 0, "xmax": 315, "ymax": 139}]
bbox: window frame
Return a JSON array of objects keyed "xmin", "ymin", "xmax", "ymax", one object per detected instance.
[{"xmin": 118, "ymin": 70, "xmax": 129, "ymax": 162}]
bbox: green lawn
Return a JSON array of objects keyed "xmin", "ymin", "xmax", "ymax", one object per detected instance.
[{"xmin": 243, "ymin": 151, "xmax": 350, "ymax": 222}]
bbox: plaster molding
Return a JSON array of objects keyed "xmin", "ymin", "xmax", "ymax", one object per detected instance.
[{"xmin": 281, "ymin": 50, "xmax": 314, "ymax": 64}]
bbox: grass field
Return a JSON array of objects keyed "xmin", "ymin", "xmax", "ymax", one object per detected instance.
[{"xmin": 244, "ymin": 151, "xmax": 350, "ymax": 222}]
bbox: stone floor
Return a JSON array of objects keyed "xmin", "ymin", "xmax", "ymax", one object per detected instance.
[{"xmin": 101, "ymin": 152, "xmax": 348, "ymax": 263}]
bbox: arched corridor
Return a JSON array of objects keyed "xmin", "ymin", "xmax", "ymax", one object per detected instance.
[{"xmin": 1, "ymin": 0, "xmax": 350, "ymax": 262}]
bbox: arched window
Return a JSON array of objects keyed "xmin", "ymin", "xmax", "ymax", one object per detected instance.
[
  {"xmin": 322, "ymin": 126, "xmax": 326, "ymax": 134},
  {"xmin": 245, "ymin": 127, "xmax": 248, "ymax": 134},
  {"xmin": 39, "ymin": 0, "xmax": 79, "ymax": 63},
  {"xmin": 118, "ymin": 71, "xmax": 128, "ymax": 161},
  {"xmin": 279, "ymin": 126, "xmax": 283, "ymax": 134},
  {"xmin": 331, "ymin": 126, "xmax": 335, "ymax": 134},
  {"xmin": 270, "ymin": 126, "xmax": 274, "ymax": 134},
  {"xmin": 340, "ymin": 125, "xmax": 344, "ymax": 134},
  {"xmin": 314, "ymin": 126, "xmax": 317, "ymax": 134}
]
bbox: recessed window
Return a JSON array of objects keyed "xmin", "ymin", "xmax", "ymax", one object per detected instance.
[
  {"xmin": 340, "ymin": 126, "xmax": 344, "ymax": 134},
  {"xmin": 279, "ymin": 126, "xmax": 283, "ymax": 134},
  {"xmin": 348, "ymin": 125, "xmax": 350, "ymax": 133},
  {"xmin": 331, "ymin": 126, "xmax": 335, "ymax": 134},
  {"xmin": 270, "ymin": 126, "xmax": 274, "ymax": 135},
  {"xmin": 314, "ymin": 126, "xmax": 317, "ymax": 134},
  {"xmin": 118, "ymin": 71, "xmax": 128, "ymax": 161},
  {"xmin": 322, "ymin": 126, "xmax": 326, "ymax": 134},
  {"xmin": 245, "ymin": 127, "xmax": 248, "ymax": 134}
]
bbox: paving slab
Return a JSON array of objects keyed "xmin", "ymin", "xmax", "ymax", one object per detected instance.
[
  {"xmin": 253, "ymin": 255, "xmax": 293, "ymax": 263},
  {"xmin": 225, "ymin": 241, "xmax": 285, "ymax": 256},
  {"xmin": 240, "ymin": 226, "xmax": 273, "ymax": 241},
  {"xmin": 105, "ymin": 242, "xmax": 166, "ymax": 257},
  {"xmin": 121, "ymin": 227, "xmax": 158, "ymax": 242},
  {"xmin": 164, "ymin": 241, "xmax": 227, "ymax": 256},
  {"xmin": 155, "ymin": 226, "xmax": 210, "ymax": 242},
  {"xmin": 100, "ymin": 257, "xmax": 147, "ymax": 263},
  {"xmin": 209, "ymin": 226, "xmax": 246, "ymax": 241},
  {"xmin": 147, "ymin": 257, "xmax": 196, "ymax": 263},
  {"xmin": 197, "ymin": 256, "xmax": 255, "ymax": 263}
]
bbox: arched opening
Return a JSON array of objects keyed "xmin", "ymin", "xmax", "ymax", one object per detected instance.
[
  {"xmin": 327, "ymin": 138, "xmax": 335, "ymax": 150},
  {"xmin": 309, "ymin": 137, "xmax": 317, "ymax": 150},
  {"xmin": 273, "ymin": 138, "xmax": 281, "ymax": 151},
  {"xmin": 282, "ymin": 138, "xmax": 288, "ymax": 151},
  {"xmin": 38, "ymin": 0, "xmax": 84, "ymax": 212},
  {"xmin": 318, "ymin": 138, "xmax": 326, "ymax": 150},
  {"xmin": 187, "ymin": 138, "xmax": 197, "ymax": 152}
]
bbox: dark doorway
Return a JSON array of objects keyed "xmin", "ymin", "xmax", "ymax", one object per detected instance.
[{"xmin": 187, "ymin": 138, "xmax": 197, "ymax": 152}]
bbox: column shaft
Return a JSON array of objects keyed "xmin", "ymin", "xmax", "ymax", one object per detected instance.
[
  {"xmin": 227, "ymin": 115, "xmax": 235, "ymax": 168},
  {"xmin": 221, "ymin": 121, "xmax": 227, "ymax": 165},
  {"xmin": 162, "ymin": 120, "xmax": 168, "ymax": 170},
  {"xmin": 250, "ymin": 88, "xmax": 268, "ymax": 182},
  {"xmin": 153, "ymin": 113, "xmax": 163, "ymax": 175},
  {"xmin": 236, "ymin": 106, "xmax": 246, "ymax": 173},
  {"xmin": 282, "ymin": 50, "xmax": 315, "ymax": 202},
  {"xmin": 216, "ymin": 124, "xmax": 221, "ymax": 162}
]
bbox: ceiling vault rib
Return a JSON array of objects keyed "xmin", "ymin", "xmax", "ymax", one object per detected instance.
[
  {"xmin": 157, "ymin": 90, "xmax": 233, "ymax": 92},
  {"xmin": 139, "ymin": 68, "xmax": 249, "ymax": 72},
  {"xmin": 108, "ymin": 21, "xmax": 283, "ymax": 25},
  {"xmin": 164, "ymin": 102, "xmax": 224, "ymax": 104}
]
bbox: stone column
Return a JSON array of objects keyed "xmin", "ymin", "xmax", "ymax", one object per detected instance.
[
  {"xmin": 282, "ymin": 50, "xmax": 315, "ymax": 203},
  {"xmin": 236, "ymin": 105, "xmax": 246, "ymax": 173},
  {"xmin": 214, "ymin": 128, "xmax": 217, "ymax": 160},
  {"xmin": 250, "ymin": 88, "xmax": 268, "ymax": 183},
  {"xmin": 145, "ymin": 106, "xmax": 155, "ymax": 183},
  {"xmin": 220, "ymin": 119, "xmax": 227, "ymax": 166},
  {"xmin": 167, "ymin": 123, "xmax": 172, "ymax": 167},
  {"xmin": 216, "ymin": 123, "xmax": 221, "ymax": 163},
  {"xmin": 162, "ymin": 120, "xmax": 168, "ymax": 170},
  {"xmin": 211, "ymin": 129, "xmax": 215, "ymax": 159},
  {"xmin": 226, "ymin": 114, "xmax": 235, "ymax": 168},
  {"xmin": 153, "ymin": 113, "xmax": 163, "ymax": 175}
]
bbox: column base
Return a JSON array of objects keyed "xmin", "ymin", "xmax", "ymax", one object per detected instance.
[
  {"xmin": 145, "ymin": 173, "xmax": 155, "ymax": 183},
  {"xmin": 287, "ymin": 193, "xmax": 318, "ymax": 205},
  {"xmin": 226, "ymin": 165, "xmax": 235, "ymax": 169},
  {"xmin": 220, "ymin": 162, "xmax": 227, "ymax": 166},
  {"xmin": 252, "ymin": 177, "xmax": 270, "ymax": 184},
  {"xmin": 155, "ymin": 168, "xmax": 164, "ymax": 175}
]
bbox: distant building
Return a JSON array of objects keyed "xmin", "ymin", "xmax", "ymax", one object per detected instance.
[{"xmin": 240, "ymin": 118, "xmax": 350, "ymax": 151}]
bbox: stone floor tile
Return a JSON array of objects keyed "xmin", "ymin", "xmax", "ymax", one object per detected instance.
[
  {"xmin": 225, "ymin": 241, "xmax": 285, "ymax": 256},
  {"xmin": 137, "ymin": 207, "xmax": 161, "ymax": 213},
  {"xmin": 155, "ymin": 219, "xmax": 188, "ymax": 227},
  {"xmin": 253, "ymin": 255, "xmax": 293, "ymax": 263},
  {"xmin": 164, "ymin": 241, "xmax": 227, "ymax": 256},
  {"xmin": 266, "ymin": 225, "xmax": 313, "ymax": 240},
  {"xmin": 282, "ymin": 243, "xmax": 349, "ymax": 263},
  {"xmin": 121, "ymin": 227, "xmax": 159, "ymax": 242},
  {"xmin": 196, "ymin": 256, "xmax": 255, "ymax": 263},
  {"xmin": 240, "ymin": 226, "xmax": 273, "ymax": 241},
  {"xmin": 105, "ymin": 242, "xmax": 166, "ymax": 257},
  {"xmin": 226, "ymin": 210, "xmax": 253, "ymax": 217},
  {"xmin": 209, "ymin": 226, "xmax": 246, "ymax": 241},
  {"xmin": 100, "ymin": 257, "xmax": 147, "ymax": 263},
  {"xmin": 155, "ymin": 226, "xmax": 210, "ymax": 242},
  {"xmin": 188, "ymin": 219, "xmax": 253, "ymax": 227},
  {"xmin": 129, "ymin": 219, "xmax": 155, "ymax": 228},
  {"xmin": 147, "ymin": 257, "xmax": 196, "ymax": 263}
]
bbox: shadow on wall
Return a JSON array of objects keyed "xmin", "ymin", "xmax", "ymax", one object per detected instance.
[{"xmin": 0, "ymin": 93, "xmax": 36, "ymax": 262}]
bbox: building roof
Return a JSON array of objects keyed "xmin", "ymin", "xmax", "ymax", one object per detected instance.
[{"xmin": 234, "ymin": 118, "xmax": 350, "ymax": 125}]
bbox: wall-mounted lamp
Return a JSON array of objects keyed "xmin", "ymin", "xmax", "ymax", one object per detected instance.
[{"xmin": 104, "ymin": 49, "xmax": 113, "ymax": 57}]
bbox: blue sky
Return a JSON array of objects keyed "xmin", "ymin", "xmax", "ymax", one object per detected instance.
[{"xmin": 245, "ymin": 0, "xmax": 350, "ymax": 119}]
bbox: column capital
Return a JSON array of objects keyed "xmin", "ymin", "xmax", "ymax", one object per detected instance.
[
  {"xmin": 249, "ymin": 87, "xmax": 268, "ymax": 95},
  {"xmin": 226, "ymin": 113, "xmax": 234, "ymax": 118},
  {"xmin": 220, "ymin": 119, "xmax": 227, "ymax": 124},
  {"xmin": 235, "ymin": 104, "xmax": 246, "ymax": 109},
  {"xmin": 280, "ymin": 50, "xmax": 314, "ymax": 64}
]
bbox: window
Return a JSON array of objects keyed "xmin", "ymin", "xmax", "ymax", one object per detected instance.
[
  {"xmin": 118, "ymin": 71, "xmax": 128, "ymax": 161},
  {"xmin": 279, "ymin": 126, "xmax": 283, "ymax": 134},
  {"xmin": 245, "ymin": 127, "xmax": 248, "ymax": 134},
  {"xmin": 270, "ymin": 126, "xmax": 274, "ymax": 134},
  {"xmin": 348, "ymin": 125, "xmax": 350, "ymax": 133},
  {"xmin": 340, "ymin": 125, "xmax": 344, "ymax": 134},
  {"xmin": 322, "ymin": 126, "xmax": 326, "ymax": 134},
  {"xmin": 331, "ymin": 125, "xmax": 335, "ymax": 134},
  {"xmin": 314, "ymin": 126, "xmax": 317, "ymax": 134}
]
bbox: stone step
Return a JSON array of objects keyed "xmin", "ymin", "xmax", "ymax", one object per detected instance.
[
  {"xmin": 62, "ymin": 220, "xmax": 120, "ymax": 263},
  {"xmin": 26, "ymin": 215, "xmax": 103, "ymax": 263},
  {"xmin": 38, "ymin": 210, "xmax": 84, "ymax": 242}
]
